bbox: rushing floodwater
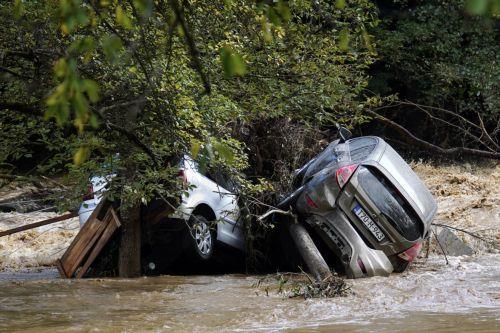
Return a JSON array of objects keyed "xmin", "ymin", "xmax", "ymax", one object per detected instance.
[{"xmin": 0, "ymin": 254, "xmax": 498, "ymax": 333}]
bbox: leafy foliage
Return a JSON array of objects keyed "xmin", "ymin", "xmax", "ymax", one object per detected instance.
[{"xmin": 370, "ymin": 0, "xmax": 499, "ymax": 151}]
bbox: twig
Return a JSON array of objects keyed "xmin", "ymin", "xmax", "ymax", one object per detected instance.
[
  {"xmin": 298, "ymin": 265, "xmax": 315, "ymax": 284},
  {"xmin": 432, "ymin": 222, "xmax": 493, "ymax": 243},
  {"xmin": 433, "ymin": 228, "xmax": 449, "ymax": 265},
  {"xmin": 366, "ymin": 109, "xmax": 500, "ymax": 159},
  {"xmin": 257, "ymin": 208, "xmax": 295, "ymax": 222}
]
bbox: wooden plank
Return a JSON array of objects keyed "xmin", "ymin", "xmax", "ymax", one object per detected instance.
[
  {"xmin": 109, "ymin": 207, "xmax": 122, "ymax": 228},
  {"xmin": 59, "ymin": 200, "xmax": 111, "ymax": 278},
  {"xmin": 0, "ymin": 212, "xmax": 77, "ymax": 238},
  {"xmin": 60, "ymin": 200, "xmax": 108, "ymax": 264},
  {"xmin": 56, "ymin": 259, "xmax": 68, "ymax": 278},
  {"xmin": 76, "ymin": 209, "xmax": 121, "ymax": 278},
  {"xmin": 60, "ymin": 217, "xmax": 104, "ymax": 276},
  {"xmin": 65, "ymin": 214, "xmax": 110, "ymax": 277}
]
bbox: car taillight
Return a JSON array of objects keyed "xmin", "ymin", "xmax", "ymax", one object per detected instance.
[
  {"xmin": 397, "ymin": 242, "xmax": 422, "ymax": 262},
  {"xmin": 336, "ymin": 164, "xmax": 358, "ymax": 188},
  {"xmin": 82, "ymin": 184, "xmax": 93, "ymax": 201},
  {"xmin": 305, "ymin": 194, "xmax": 318, "ymax": 208},
  {"xmin": 178, "ymin": 169, "xmax": 188, "ymax": 189},
  {"xmin": 357, "ymin": 258, "xmax": 367, "ymax": 275}
]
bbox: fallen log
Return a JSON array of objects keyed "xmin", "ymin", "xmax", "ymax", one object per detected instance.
[
  {"xmin": 288, "ymin": 221, "xmax": 332, "ymax": 282},
  {"xmin": 0, "ymin": 212, "xmax": 77, "ymax": 237},
  {"xmin": 259, "ymin": 209, "xmax": 332, "ymax": 282}
]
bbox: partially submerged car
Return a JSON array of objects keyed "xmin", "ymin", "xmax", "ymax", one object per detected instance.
[
  {"xmin": 78, "ymin": 156, "xmax": 245, "ymax": 265},
  {"xmin": 280, "ymin": 131, "xmax": 437, "ymax": 278}
]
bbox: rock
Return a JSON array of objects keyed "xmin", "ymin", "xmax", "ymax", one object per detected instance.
[{"xmin": 437, "ymin": 228, "xmax": 474, "ymax": 256}]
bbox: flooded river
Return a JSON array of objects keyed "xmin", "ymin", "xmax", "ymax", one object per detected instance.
[{"xmin": 0, "ymin": 254, "xmax": 498, "ymax": 332}]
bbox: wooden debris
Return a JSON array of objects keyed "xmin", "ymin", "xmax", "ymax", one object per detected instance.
[
  {"xmin": 57, "ymin": 200, "xmax": 121, "ymax": 278},
  {"xmin": 0, "ymin": 212, "xmax": 77, "ymax": 237}
]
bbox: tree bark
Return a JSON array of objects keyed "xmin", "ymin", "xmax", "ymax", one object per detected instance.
[
  {"xmin": 118, "ymin": 200, "xmax": 142, "ymax": 278},
  {"xmin": 288, "ymin": 222, "xmax": 332, "ymax": 282},
  {"xmin": 117, "ymin": 144, "xmax": 142, "ymax": 277}
]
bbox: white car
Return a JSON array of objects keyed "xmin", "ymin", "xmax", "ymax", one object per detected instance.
[{"xmin": 78, "ymin": 156, "xmax": 245, "ymax": 262}]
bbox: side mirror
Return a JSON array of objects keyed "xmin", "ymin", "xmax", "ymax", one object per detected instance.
[{"xmin": 337, "ymin": 124, "xmax": 353, "ymax": 142}]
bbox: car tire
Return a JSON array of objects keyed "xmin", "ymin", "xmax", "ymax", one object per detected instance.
[
  {"xmin": 187, "ymin": 214, "xmax": 216, "ymax": 261},
  {"xmin": 389, "ymin": 255, "xmax": 410, "ymax": 273}
]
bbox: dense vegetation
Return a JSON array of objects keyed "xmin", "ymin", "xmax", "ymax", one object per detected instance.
[{"xmin": 1, "ymin": 0, "xmax": 498, "ymax": 275}]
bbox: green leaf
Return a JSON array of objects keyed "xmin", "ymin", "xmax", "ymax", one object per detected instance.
[
  {"xmin": 89, "ymin": 114, "xmax": 99, "ymax": 128},
  {"xmin": 276, "ymin": 1, "xmax": 291, "ymax": 22},
  {"xmin": 54, "ymin": 58, "xmax": 68, "ymax": 78},
  {"xmin": 465, "ymin": 0, "xmax": 489, "ymax": 15},
  {"xmin": 335, "ymin": 0, "xmax": 346, "ymax": 10},
  {"xmin": 339, "ymin": 29, "xmax": 350, "ymax": 51},
  {"xmin": 102, "ymin": 35, "xmax": 123, "ymax": 64},
  {"xmin": 213, "ymin": 141, "xmax": 234, "ymax": 164},
  {"xmin": 220, "ymin": 47, "xmax": 246, "ymax": 77},
  {"xmin": 133, "ymin": 0, "xmax": 153, "ymax": 17},
  {"xmin": 14, "ymin": 0, "xmax": 25, "ymax": 18},
  {"xmin": 74, "ymin": 146, "xmax": 89, "ymax": 166},
  {"xmin": 82, "ymin": 79, "xmax": 99, "ymax": 103},
  {"xmin": 190, "ymin": 139, "xmax": 201, "ymax": 159},
  {"xmin": 116, "ymin": 5, "xmax": 132, "ymax": 29}
]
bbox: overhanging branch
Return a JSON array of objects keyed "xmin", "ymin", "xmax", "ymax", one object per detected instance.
[{"xmin": 366, "ymin": 109, "xmax": 500, "ymax": 160}]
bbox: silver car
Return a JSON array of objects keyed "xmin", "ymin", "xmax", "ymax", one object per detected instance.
[
  {"xmin": 285, "ymin": 135, "xmax": 437, "ymax": 278},
  {"xmin": 78, "ymin": 155, "xmax": 245, "ymax": 266}
]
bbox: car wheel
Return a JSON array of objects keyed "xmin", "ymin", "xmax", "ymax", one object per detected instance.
[
  {"xmin": 389, "ymin": 254, "xmax": 410, "ymax": 273},
  {"xmin": 188, "ymin": 215, "xmax": 216, "ymax": 261}
]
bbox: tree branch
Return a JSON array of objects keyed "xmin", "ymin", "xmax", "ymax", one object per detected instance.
[
  {"xmin": 0, "ymin": 102, "xmax": 41, "ymax": 116},
  {"xmin": 169, "ymin": 0, "xmax": 211, "ymax": 95},
  {"xmin": 0, "ymin": 66, "xmax": 31, "ymax": 79},
  {"xmin": 366, "ymin": 109, "xmax": 500, "ymax": 160},
  {"xmin": 92, "ymin": 100, "xmax": 159, "ymax": 168}
]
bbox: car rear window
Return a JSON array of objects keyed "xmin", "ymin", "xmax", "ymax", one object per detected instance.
[
  {"xmin": 347, "ymin": 137, "xmax": 377, "ymax": 163},
  {"xmin": 303, "ymin": 137, "xmax": 378, "ymax": 182},
  {"xmin": 358, "ymin": 166, "xmax": 423, "ymax": 241}
]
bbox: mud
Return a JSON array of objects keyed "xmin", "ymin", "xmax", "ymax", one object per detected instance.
[{"xmin": 411, "ymin": 162, "xmax": 499, "ymax": 253}]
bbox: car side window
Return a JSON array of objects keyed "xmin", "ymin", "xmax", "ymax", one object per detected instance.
[{"xmin": 208, "ymin": 169, "xmax": 238, "ymax": 192}]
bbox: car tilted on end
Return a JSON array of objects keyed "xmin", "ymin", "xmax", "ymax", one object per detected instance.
[
  {"xmin": 78, "ymin": 156, "xmax": 245, "ymax": 266},
  {"xmin": 287, "ymin": 135, "xmax": 437, "ymax": 278}
]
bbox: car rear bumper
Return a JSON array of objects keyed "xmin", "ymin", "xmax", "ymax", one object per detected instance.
[
  {"xmin": 309, "ymin": 209, "xmax": 393, "ymax": 278},
  {"xmin": 78, "ymin": 200, "xmax": 97, "ymax": 228}
]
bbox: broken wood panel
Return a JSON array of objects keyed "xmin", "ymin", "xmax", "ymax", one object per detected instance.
[
  {"xmin": 76, "ymin": 207, "xmax": 121, "ymax": 278},
  {"xmin": 59, "ymin": 216, "xmax": 107, "ymax": 277},
  {"xmin": 60, "ymin": 200, "xmax": 109, "ymax": 263},
  {"xmin": 65, "ymin": 212, "xmax": 111, "ymax": 277},
  {"xmin": 58, "ymin": 200, "xmax": 111, "ymax": 278}
]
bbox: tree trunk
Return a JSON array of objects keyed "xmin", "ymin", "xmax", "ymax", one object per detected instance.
[
  {"xmin": 117, "ymin": 145, "xmax": 142, "ymax": 278},
  {"xmin": 288, "ymin": 222, "xmax": 332, "ymax": 282},
  {"xmin": 118, "ymin": 201, "xmax": 142, "ymax": 277}
]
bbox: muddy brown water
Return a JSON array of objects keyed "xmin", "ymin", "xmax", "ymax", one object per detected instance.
[{"xmin": 0, "ymin": 254, "xmax": 498, "ymax": 333}]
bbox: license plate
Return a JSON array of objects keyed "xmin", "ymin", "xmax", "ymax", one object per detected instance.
[{"xmin": 353, "ymin": 204, "xmax": 385, "ymax": 241}]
